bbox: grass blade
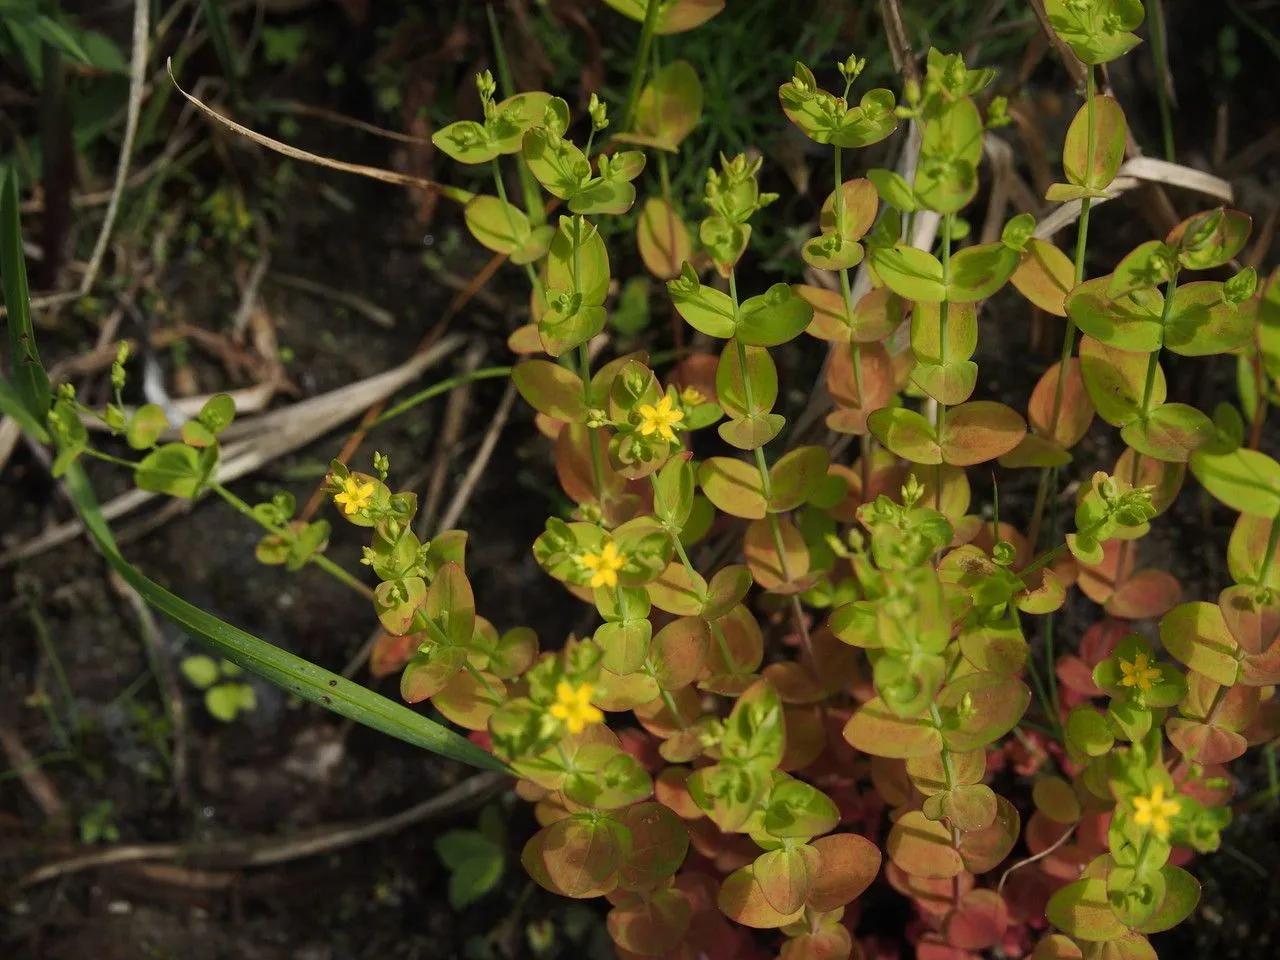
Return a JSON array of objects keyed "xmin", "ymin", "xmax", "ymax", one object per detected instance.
[
  {"xmin": 0, "ymin": 166, "xmax": 51, "ymax": 423},
  {"xmin": 64, "ymin": 462, "xmax": 507, "ymax": 773}
]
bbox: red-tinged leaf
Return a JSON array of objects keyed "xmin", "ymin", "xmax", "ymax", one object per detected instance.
[
  {"xmin": 779, "ymin": 926, "xmax": 854, "ymax": 960},
  {"xmin": 936, "ymin": 673, "xmax": 1030, "ymax": 751},
  {"xmin": 1134, "ymin": 865, "xmax": 1201, "ymax": 935},
  {"xmin": 637, "ymin": 197, "xmax": 693, "ymax": 280},
  {"xmin": 797, "ymin": 284, "xmax": 904, "ymax": 344},
  {"xmin": 556, "ymin": 423, "xmax": 626, "ymax": 506},
  {"xmin": 826, "ymin": 342, "xmax": 896, "ymax": 435},
  {"xmin": 999, "ymin": 433, "xmax": 1072, "ymax": 469},
  {"xmin": 1121, "ymin": 403, "xmax": 1215, "ymax": 463},
  {"xmin": 843, "ymin": 698, "xmax": 943, "ymax": 758},
  {"xmin": 702, "ymin": 564, "xmax": 753, "ymax": 619},
  {"xmin": 907, "ymin": 749, "xmax": 986, "ymax": 796},
  {"xmin": 780, "ymin": 705, "xmax": 826, "ymax": 772},
  {"xmin": 868, "ymin": 407, "xmax": 941, "ymax": 464},
  {"xmin": 608, "ymin": 887, "xmax": 692, "ymax": 955},
  {"xmin": 699, "ymin": 456, "xmax": 767, "ymax": 519},
  {"xmin": 887, "ymin": 811, "xmax": 963, "ymax": 879},
  {"xmin": 1180, "ymin": 671, "xmax": 1258, "ymax": 731},
  {"xmin": 1029, "ymin": 359, "xmax": 1095, "ymax": 448},
  {"xmin": 594, "ymin": 668, "xmax": 661, "ymax": 712},
  {"xmin": 1064, "ymin": 95, "xmax": 1126, "ymax": 190},
  {"xmin": 1166, "ymin": 207, "xmax": 1252, "ymax": 271},
  {"xmin": 946, "ymin": 889, "xmax": 1010, "ymax": 950},
  {"xmin": 617, "ymin": 802, "xmax": 690, "ymax": 891},
  {"xmin": 1159, "ymin": 602, "xmax": 1241, "ymax": 686},
  {"xmin": 755, "ymin": 845, "xmax": 820, "ymax": 914},
  {"xmin": 1106, "ymin": 568, "xmax": 1182, "ymax": 619},
  {"xmin": 1079, "ymin": 336, "xmax": 1164, "ymax": 427},
  {"xmin": 655, "ymin": 767, "xmax": 701, "ymax": 819},
  {"xmin": 763, "ymin": 661, "xmax": 826, "ymax": 704},
  {"xmin": 770, "ymin": 446, "xmax": 830, "ymax": 512},
  {"xmin": 508, "ymin": 323, "xmax": 545, "ymax": 355},
  {"xmin": 912, "ymin": 360, "xmax": 979, "ymax": 406},
  {"xmin": 1077, "ymin": 540, "xmax": 1135, "ymax": 606},
  {"xmin": 431, "ymin": 668, "xmax": 505, "ymax": 730},
  {"xmin": 370, "ymin": 630, "xmax": 417, "ymax": 678},
  {"xmin": 512, "ymin": 359, "xmax": 586, "ymax": 422},
  {"xmin": 745, "ymin": 516, "xmax": 812, "ymax": 592},
  {"xmin": 940, "ymin": 402, "xmax": 1027, "ymax": 466},
  {"xmin": 1228, "ymin": 512, "xmax": 1280, "ymax": 588},
  {"xmin": 650, "ymin": 617, "xmax": 711, "ymax": 690},
  {"xmin": 807, "ymin": 832, "xmax": 882, "ymax": 910},
  {"xmin": 647, "ymin": 562, "xmax": 708, "ymax": 616},
  {"xmin": 400, "ymin": 647, "xmax": 467, "ymax": 703},
  {"xmin": 1046, "ymin": 878, "xmax": 1128, "ymax": 942},
  {"xmin": 1165, "ymin": 718, "xmax": 1247, "ymax": 764},
  {"xmin": 957, "ymin": 795, "xmax": 1020, "ymax": 873},
  {"xmin": 915, "ymin": 935, "xmax": 980, "ymax": 960},
  {"xmin": 522, "ymin": 815, "xmax": 628, "ymax": 898},
  {"xmin": 1218, "ymin": 583, "xmax": 1280, "ymax": 655},
  {"xmin": 1012, "ymin": 239, "xmax": 1074, "ymax": 316},
  {"xmin": 1031, "ymin": 934, "xmax": 1085, "ymax": 959},
  {"xmin": 1241, "ymin": 637, "xmax": 1280, "ymax": 686},
  {"xmin": 1033, "ymin": 776, "xmax": 1083, "ymax": 824},
  {"xmin": 633, "ymin": 685, "xmax": 699, "ymax": 738},
  {"xmin": 1115, "ymin": 447, "xmax": 1184, "ymax": 516},
  {"xmin": 718, "ymin": 865, "xmax": 806, "ymax": 928},
  {"xmin": 702, "ymin": 603, "xmax": 765, "ymax": 681}
]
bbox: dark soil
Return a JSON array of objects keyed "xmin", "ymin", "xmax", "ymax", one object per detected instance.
[{"xmin": 3, "ymin": 2, "xmax": 1280, "ymax": 959}]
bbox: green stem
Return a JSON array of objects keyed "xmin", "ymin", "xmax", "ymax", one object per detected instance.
[
  {"xmin": 580, "ymin": 341, "xmax": 607, "ymax": 505},
  {"xmin": 210, "ymin": 482, "xmax": 372, "ymax": 598},
  {"xmin": 372, "ymin": 368, "xmax": 511, "ymax": 427},
  {"xmin": 82, "ymin": 446, "xmax": 141, "ymax": 470},
  {"xmin": 934, "ymin": 213, "xmax": 954, "ymax": 512},
  {"xmin": 491, "ymin": 158, "xmax": 542, "ymax": 294},
  {"xmin": 1259, "ymin": 513, "xmax": 1280, "ymax": 585},
  {"xmin": 621, "ymin": 0, "xmax": 662, "ymax": 133},
  {"xmin": 1029, "ymin": 69, "xmax": 1097, "ymax": 550},
  {"xmin": 648, "ymin": 473, "xmax": 696, "ymax": 575},
  {"xmin": 484, "ymin": 3, "xmax": 545, "ymax": 226}
]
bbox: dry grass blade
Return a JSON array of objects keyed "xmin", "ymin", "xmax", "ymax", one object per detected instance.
[
  {"xmin": 270, "ymin": 272, "xmax": 396, "ymax": 329},
  {"xmin": 18, "ymin": 771, "xmax": 505, "ymax": 887},
  {"xmin": 1034, "ymin": 157, "xmax": 1234, "ymax": 240},
  {"xmin": 165, "ymin": 59, "xmax": 473, "ymax": 204},
  {"xmin": 264, "ymin": 99, "xmax": 433, "ymax": 145},
  {"xmin": 0, "ymin": 723, "xmax": 66, "ymax": 827}
]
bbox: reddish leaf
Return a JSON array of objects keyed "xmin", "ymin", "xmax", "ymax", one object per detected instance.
[
  {"xmin": 957, "ymin": 795, "xmax": 1020, "ymax": 873},
  {"xmin": 807, "ymin": 832, "xmax": 882, "ymax": 910},
  {"xmin": 637, "ymin": 197, "xmax": 692, "ymax": 279},
  {"xmin": 718, "ymin": 865, "xmax": 806, "ymax": 928},
  {"xmin": 608, "ymin": 887, "xmax": 692, "ymax": 955},
  {"xmin": 1106, "ymin": 568, "xmax": 1182, "ymax": 619},
  {"xmin": 1029, "ymin": 359, "xmax": 1095, "ymax": 448},
  {"xmin": 522, "ymin": 815, "xmax": 628, "ymax": 898},
  {"xmin": 945, "ymin": 889, "xmax": 1010, "ymax": 950},
  {"xmin": 843, "ymin": 699, "xmax": 943, "ymax": 758},
  {"xmin": 1165, "ymin": 718, "xmax": 1247, "ymax": 764},
  {"xmin": 940, "ymin": 402, "xmax": 1027, "ymax": 466},
  {"xmin": 887, "ymin": 811, "xmax": 963, "ymax": 879},
  {"xmin": 617, "ymin": 802, "xmax": 691, "ymax": 891}
]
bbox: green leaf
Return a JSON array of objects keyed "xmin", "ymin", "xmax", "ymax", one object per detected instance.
[
  {"xmin": 435, "ymin": 829, "xmax": 505, "ymax": 909},
  {"xmin": 432, "ymin": 120, "xmax": 498, "ymax": 164},
  {"xmin": 1121, "ymin": 404, "xmax": 1214, "ymax": 463},
  {"xmin": 614, "ymin": 60, "xmax": 703, "ymax": 151},
  {"xmin": 523, "ymin": 128, "xmax": 590, "ymax": 199},
  {"xmin": 736, "ymin": 284, "xmax": 813, "ymax": 347},
  {"xmin": 946, "ymin": 243, "xmax": 1020, "ymax": 302},
  {"xmin": 206, "ymin": 683, "xmax": 254, "ymax": 722},
  {"xmin": 1163, "ymin": 281, "xmax": 1253, "ymax": 357},
  {"xmin": 1067, "ymin": 279, "xmax": 1164, "ymax": 353},
  {"xmin": 868, "ymin": 168, "xmax": 917, "ymax": 212},
  {"xmin": 716, "ymin": 340, "xmax": 777, "ymax": 419},
  {"xmin": 1, "ymin": 166, "xmax": 50, "ymax": 425},
  {"xmin": 915, "ymin": 98, "xmax": 983, "ymax": 214},
  {"xmin": 135, "ymin": 443, "xmax": 216, "ymax": 498},
  {"xmin": 871, "ymin": 245, "xmax": 946, "ymax": 302},
  {"xmin": 763, "ymin": 779, "xmax": 838, "ymax": 839},
  {"xmin": 669, "ymin": 262, "xmax": 736, "ymax": 338},
  {"xmin": 768, "ymin": 446, "xmax": 829, "ymax": 512},
  {"xmin": 1190, "ymin": 447, "xmax": 1280, "ymax": 516},
  {"xmin": 1046, "ymin": 878, "xmax": 1129, "ymax": 942},
  {"xmin": 180, "ymin": 655, "xmax": 220, "ymax": 690},
  {"xmin": 868, "ymin": 407, "xmax": 941, "ymax": 464},
  {"xmin": 60, "ymin": 463, "xmax": 505, "ymax": 772},
  {"xmin": 464, "ymin": 195, "xmax": 532, "ymax": 254},
  {"xmin": 1063, "ymin": 95, "xmax": 1126, "ymax": 191},
  {"xmin": 126, "ymin": 404, "xmax": 169, "ymax": 449}
]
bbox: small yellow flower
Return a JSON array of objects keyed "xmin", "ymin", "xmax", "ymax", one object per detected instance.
[
  {"xmin": 580, "ymin": 542, "xmax": 626, "ymax": 589},
  {"xmin": 333, "ymin": 475, "xmax": 376, "ymax": 515},
  {"xmin": 680, "ymin": 385, "xmax": 705, "ymax": 406},
  {"xmin": 1132, "ymin": 784, "xmax": 1180, "ymax": 838},
  {"xmin": 549, "ymin": 681, "xmax": 603, "ymax": 734},
  {"xmin": 637, "ymin": 394, "xmax": 685, "ymax": 442},
  {"xmin": 1120, "ymin": 652, "xmax": 1161, "ymax": 692}
]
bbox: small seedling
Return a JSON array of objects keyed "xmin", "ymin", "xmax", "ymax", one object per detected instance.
[
  {"xmin": 433, "ymin": 803, "xmax": 506, "ymax": 910},
  {"xmin": 180, "ymin": 655, "xmax": 256, "ymax": 723}
]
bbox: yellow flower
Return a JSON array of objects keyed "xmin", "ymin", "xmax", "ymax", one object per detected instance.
[
  {"xmin": 1132, "ymin": 784, "xmax": 1180, "ymax": 838},
  {"xmin": 1120, "ymin": 652, "xmax": 1161, "ymax": 692},
  {"xmin": 581, "ymin": 542, "xmax": 626, "ymax": 589},
  {"xmin": 680, "ymin": 385, "xmax": 705, "ymax": 406},
  {"xmin": 637, "ymin": 394, "xmax": 685, "ymax": 442},
  {"xmin": 333, "ymin": 476, "xmax": 376, "ymax": 515},
  {"xmin": 549, "ymin": 681, "xmax": 603, "ymax": 734}
]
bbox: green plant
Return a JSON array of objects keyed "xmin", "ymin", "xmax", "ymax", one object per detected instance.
[
  {"xmin": 78, "ymin": 798, "xmax": 120, "ymax": 845},
  {"xmin": 180, "ymin": 654, "xmax": 257, "ymax": 723},
  {"xmin": 435, "ymin": 803, "xmax": 507, "ymax": 910},
  {"xmin": 5, "ymin": 1, "xmax": 1280, "ymax": 958}
]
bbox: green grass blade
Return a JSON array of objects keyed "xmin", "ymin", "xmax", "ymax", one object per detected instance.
[
  {"xmin": 63, "ymin": 463, "xmax": 507, "ymax": 773},
  {"xmin": 0, "ymin": 165, "xmax": 51, "ymax": 423}
]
